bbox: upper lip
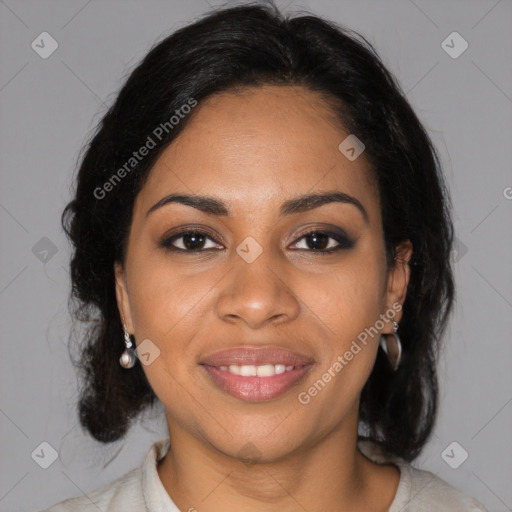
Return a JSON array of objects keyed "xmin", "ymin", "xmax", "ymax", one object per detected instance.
[{"xmin": 200, "ymin": 345, "xmax": 315, "ymax": 367}]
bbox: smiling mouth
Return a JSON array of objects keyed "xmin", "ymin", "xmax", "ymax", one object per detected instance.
[
  {"xmin": 215, "ymin": 363, "xmax": 305, "ymax": 376},
  {"xmin": 200, "ymin": 363, "xmax": 313, "ymax": 402}
]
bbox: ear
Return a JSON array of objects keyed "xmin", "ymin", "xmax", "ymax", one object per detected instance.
[
  {"xmin": 114, "ymin": 262, "xmax": 135, "ymax": 333},
  {"xmin": 383, "ymin": 240, "xmax": 413, "ymax": 333}
]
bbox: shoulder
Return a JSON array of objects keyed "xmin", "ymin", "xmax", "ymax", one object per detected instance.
[
  {"xmin": 357, "ymin": 439, "xmax": 488, "ymax": 512},
  {"xmin": 396, "ymin": 463, "xmax": 488, "ymax": 511},
  {"xmin": 40, "ymin": 466, "xmax": 144, "ymax": 511},
  {"xmin": 40, "ymin": 438, "xmax": 174, "ymax": 512}
]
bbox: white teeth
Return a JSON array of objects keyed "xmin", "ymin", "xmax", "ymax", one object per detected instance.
[
  {"xmin": 240, "ymin": 365, "xmax": 257, "ymax": 377},
  {"xmin": 220, "ymin": 364, "xmax": 297, "ymax": 377},
  {"xmin": 274, "ymin": 364, "xmax": 286, "ymax": 374},
  {"xmin": 229, "ymin": 364, "xmax": 241, "ymax": 375},
  {"xmin": 257, "ymin": 364, "xmax": 276, "ymax": 377}
]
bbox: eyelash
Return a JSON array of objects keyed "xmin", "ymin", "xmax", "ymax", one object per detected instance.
[{"xmin": 159, "ymin": 228, "xmax": 355, "ymax": 254}]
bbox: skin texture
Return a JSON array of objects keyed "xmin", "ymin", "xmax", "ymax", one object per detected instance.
[{"xmin": 115, "ymin": 85, "xmax": 412, "ymax": 511}]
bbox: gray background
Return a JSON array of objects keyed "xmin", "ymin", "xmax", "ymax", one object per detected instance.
[{"xmin": 0, "ymin": 0, "xmax": 511, "ymax": 510}]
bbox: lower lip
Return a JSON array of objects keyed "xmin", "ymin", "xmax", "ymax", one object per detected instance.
[{"xmin": 201, "ymin": 364, "xmax": 313, "ymax": 402}]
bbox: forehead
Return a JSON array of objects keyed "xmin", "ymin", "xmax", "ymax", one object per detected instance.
[{"xmin": 135, "ymin": 85, "xmax": 379, "ymax": 220}]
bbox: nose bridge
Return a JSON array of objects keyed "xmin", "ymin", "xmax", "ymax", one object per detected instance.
[{"xmin": 215, "ymin": 237, "xmax": 300, "ymax": 327}]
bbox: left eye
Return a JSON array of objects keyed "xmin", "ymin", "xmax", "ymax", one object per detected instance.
[{"xmin": 291, "ymin": 230, "xmax": 354, "ymax": 252}]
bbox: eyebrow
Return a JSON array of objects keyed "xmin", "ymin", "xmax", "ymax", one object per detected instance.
[{"xmin": 146, "ymin": 190, "xmax": 368, "ymax": 223}]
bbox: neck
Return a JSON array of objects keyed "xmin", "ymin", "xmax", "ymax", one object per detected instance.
[{"xmin": 156, "ymin": 405, "xmax": 398, "ymax": 512}]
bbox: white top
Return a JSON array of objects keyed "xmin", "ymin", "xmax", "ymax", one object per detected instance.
[{"xmin": 42, "ymin": 438, "xmax": 488, "ymax": 511}]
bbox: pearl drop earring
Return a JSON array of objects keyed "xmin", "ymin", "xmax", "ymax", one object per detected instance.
[{"xmin": 119, "ymin": 324, "xmax": 136, "ymax": 369}]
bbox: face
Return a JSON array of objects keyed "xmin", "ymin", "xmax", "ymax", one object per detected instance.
[{"xmin": 115, "ymin": 85, "xmax": 411, "ymax": 462}]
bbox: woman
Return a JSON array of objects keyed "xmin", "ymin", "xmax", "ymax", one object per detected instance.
[{"xmin": 44, "ymin": 2, "xmax": 487, "ymax": 511}]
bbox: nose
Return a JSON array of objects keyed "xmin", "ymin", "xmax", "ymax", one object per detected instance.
[{"xmin": 215, "ymin": 246, "xmax": 301, "ymax": 329}]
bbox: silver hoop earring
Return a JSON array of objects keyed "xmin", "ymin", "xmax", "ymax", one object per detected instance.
[
  {"xmin": 379, "ymin": 320, "xmax": 402, "ymax": 371},
  {"xmin": 119, "ymin": 324, "xmax": 136, "ymax": 369}
]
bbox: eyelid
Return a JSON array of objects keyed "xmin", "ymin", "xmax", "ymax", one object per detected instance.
[
  {"xmin": 291, "ymin": 224, "xmax": 352, "ymax": 243},
  {"xmin": 289, "ymin": 228, "xmax": 354, "ymax": 252},
  {"xmin": 160, "ymin": 224, "xmax": 226, "ymax": 243},
  {"xmin": 160, "ymin": 227, "xmax": 224, "ymax": 251}
]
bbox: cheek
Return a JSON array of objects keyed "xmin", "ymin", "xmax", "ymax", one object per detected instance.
[
  {"xmin": 294, "ymin": 264, "xmax": 385, "ymax": 422},
  {"xmin": 124, "ymin": 256, "xmax": 211, "ymax": 410},
  {"xmin": 125, "ymin": 249, "xmax": 225, "ymax": 377},
  {"xmin": 309, "ymin": 248, "xmax": 386, "ymax": 335},
  {"xmin": 301, "ymin": 244, "xmax": 387, "ymax": 390},
  {"xmin": 127, "ymin": 245, "xmax": 212, "ymax": 332}
]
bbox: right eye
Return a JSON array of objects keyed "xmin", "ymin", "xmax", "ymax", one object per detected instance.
[{"xmin": 159, "ymin": 229, "xmax": 224, "ymax": 252}]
